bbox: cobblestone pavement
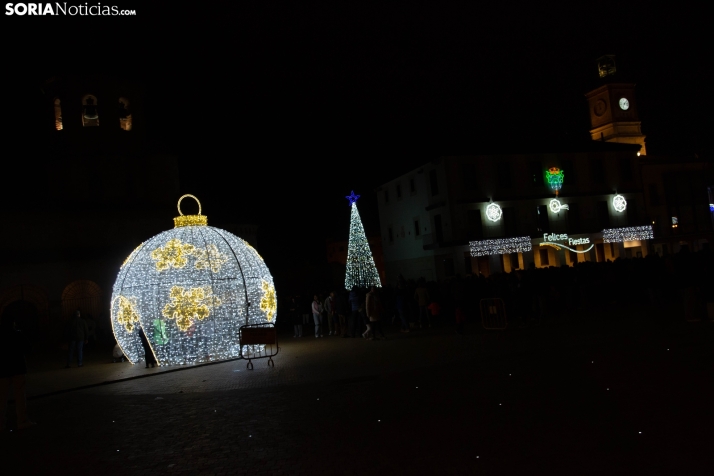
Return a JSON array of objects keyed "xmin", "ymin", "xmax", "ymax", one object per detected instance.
[{"xmin": 4, "ymin": 307, "xmax": 714, "ymax": 475}]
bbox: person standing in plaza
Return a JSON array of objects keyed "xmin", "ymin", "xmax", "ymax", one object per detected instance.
[
  {"xmin": 324, "ymin": 291, "xmax": 337, "ymax": 336},
  {"xmin": 336, "ymin": 288, "xmax": 348, "ymax": 337},
  {"xmin": 344, "ymin": 286, "xmax": 361, "ymax": 338},
  {"xmin": 65, "ymin": 310, "xmax": 89, "ymax": 368},
  {"xmin": 0, "ymin": 312, "xmax": 36, "ymax": 431},
  {"xmin": 311, "ymin": 294, "xmax": 323, "ymax": 338},
  {"xmin": 289, "ymin": 295, "xmax": 303, "ymax": 337},
  {"xmin": 365, "ymin": 286, "xmax": 386, "ymax": 340}
]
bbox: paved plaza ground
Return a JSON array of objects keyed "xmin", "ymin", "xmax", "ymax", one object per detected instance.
[{"xmin": 3, "ymin": 303, "xmax": 713, "ymax": 475}]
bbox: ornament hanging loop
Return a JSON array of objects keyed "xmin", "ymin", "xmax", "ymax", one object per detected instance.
[{"xmin": 177, "ymin": 194, "xmax": 202, "ymax": 216}]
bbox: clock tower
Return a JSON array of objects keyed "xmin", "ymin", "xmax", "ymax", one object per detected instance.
[{"xmin": 585, "ymin": 56, "xmax": 647, "ymax": 155}]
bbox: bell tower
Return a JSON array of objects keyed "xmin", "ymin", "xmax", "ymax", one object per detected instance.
[{"xmin": 585, "ymin": 55, "xmax": 647, "ymax": 155}]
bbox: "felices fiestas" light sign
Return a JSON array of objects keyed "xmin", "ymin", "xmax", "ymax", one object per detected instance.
[{"xmin": 541, "ymin": 233, "xmax": 593, "ymax": 253}]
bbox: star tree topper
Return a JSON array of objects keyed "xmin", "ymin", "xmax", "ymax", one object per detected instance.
[{"xmin": 346, "ymin": 190, "xmax": 360, "ymax": 205}]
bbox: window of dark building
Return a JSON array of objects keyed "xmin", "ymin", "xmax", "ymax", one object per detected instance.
[
  {"xmin": 410, "ymin": 178, "xmax": 416, "ymax": 193},
  {"xmin": 509, "ymin": 252, "xmax": 519, "ymax": 270},
  {"xmin": 648, "ymin": 184, "xmax": 660, "ymax": 206},
  {"xmin": 54, "ymin": 98, "xmax": 63, "ymax": 130},
  {"xmin": 464, "ymin": 252, "xmax": 473, "ymax": 275},
  {"xmin": 562, "ymin": 160, "xmax": 574, "ymax": 185},
  {"xmin": 461, "ymin": 163, "xmax": 478, "ymax": 191},
  {"xmin": 569, "ymin": 250, "xmax": 577, "ymax": 264},
  {"xmin": 497, "ymin": 162, "xmax": 512, "ymax": 189},
  {"xmin": 414, "ymin": 220, "xmax": 420, "ymax": 237},
  {"xmin": 535, "ymin": 205, "xmax": 549, "ymax": 233},
  {"xmin": 396, "ymin": 184, "xmax": 402, "ymax": 199},
  {"xmin": 467, "ymin": 210, "xmax": 483, "ymax": 240},
  {"xmin": 118, "ymin": 97, "xmax": 132, "ymax": 131},
  {"xmin": 591, "ymin": 159, "xmax": 605, "ymax": 184},
  {"xmin": 430, "ymin": 169, "xmax": 439, "ymax": 196},
  {"xmin": 529, "ymin": 161, "xmax": 542, "ymax": 186},
  {"xmin": 626, "ymin": 198, "xmax": 639, "ymax": 225},
  {"xmin": 619, "ymin": 157, "xmax": 634, "ymax": 183},
  {"xmin": 503, "ymin": 207, "xmax": 517, "ymax": 236},
  {"xmin": 81, "ymin": 94, "xmax": 100, "ymax": 127},
  {"xmin": 434, "ymin": 214, "xmax": 444, "ymax": 243},
  {"xmin": 596, "ymin": 201, "xmax": 610, "ymax": 229},
  {"xmin": 539, "ymin": 248, "xmax": 549, "ymax": 266},
  {"xmin": 444, "ymin": 257, "xmax": 455, "ymax": 277},
  {"xmin": 566, "ymin": 202, "xmax": 581, "ymax": 233}
]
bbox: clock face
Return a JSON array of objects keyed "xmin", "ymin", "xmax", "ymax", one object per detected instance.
[
  {"xmin": 594, "ymin": 99, "xmax": 607, "ymax": 117},
  {"xmin": 619, "ymin": 98, "xmax": 630, "ymax": 110}
]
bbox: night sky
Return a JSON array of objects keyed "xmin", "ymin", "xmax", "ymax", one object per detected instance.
[{"xmin": 4, "ymin": 2, "xmax": 712, "ymax": 282}]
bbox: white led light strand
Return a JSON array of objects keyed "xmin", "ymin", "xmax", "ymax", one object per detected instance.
[
  {"xmin": 602, "ymin": 225, "xmax": 654, "ymax": 243},
  {"xmin": 344, "ymin": 198, "xmax": 381, "ymax": 290},
  {"xmin": 469, "ymin": 236, "xmax": 532, "ymax": 257},
  {"xmin": 110, "ymin": 197, "xmax": 277, "ymax": 367}
]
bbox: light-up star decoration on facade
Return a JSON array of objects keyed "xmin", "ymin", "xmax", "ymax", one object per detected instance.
[
  {"xmin": 110, "ymin": 194, "xmax": 277, "ymax": 366},
  {"xmin": 346, "ymin": 190, "xmax": 361, "ymax": 205}
]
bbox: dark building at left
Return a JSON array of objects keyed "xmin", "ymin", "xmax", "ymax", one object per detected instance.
[{"xmin": 2, "ymin": 75, "xmax": 202, "ymax": 345}]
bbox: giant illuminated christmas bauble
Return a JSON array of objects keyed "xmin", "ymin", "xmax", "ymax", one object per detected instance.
[{"xmin": 111, "ymin": 195, "xmax": 277, "ymax": 366}]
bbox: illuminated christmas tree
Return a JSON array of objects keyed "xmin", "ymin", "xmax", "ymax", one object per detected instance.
[{"xmin": 344, "ymin": 191, "xmax": 382, "ymax": 290}]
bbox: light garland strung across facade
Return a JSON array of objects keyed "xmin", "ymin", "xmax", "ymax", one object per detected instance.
[
  {"xmin": 485, "ymin": 202, "xmax": 503, "ymax": 222},
  {"xmin": 612, "ymin": 194, "xmax": 627, "ymax": 213},
  {"xmin": 344, "ymin": 191, "xmax": 382, "ymax": 290},
  {"xmin": 469, "ymin": 236, "xmax": 532, "ymax": 257},
  {"xmin": 110, "ymin": 194, "xmax": 277, "ymax": 366},
  {"xmin": 602, "ymin": 225, "xmax": 654, "ymax": 243}
]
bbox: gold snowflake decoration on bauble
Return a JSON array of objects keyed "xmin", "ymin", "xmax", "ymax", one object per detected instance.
[
  {"xmin": 162, "ymin": 286, "xmax": 222, "ymax": 332},
  {"xmin": 260, "ymin": 280, "xmax": 277, "ymax": 322},
  {"xmin": 151, "ymin": 239, "xmax": 196, "ymax": 271},
  {"xmin": 193, "ymin": 244, "xmax": 228, "ymax": 273},
  {"xmin": 116, "ymin": 296, "xmax": 140, "ymax": 333}
]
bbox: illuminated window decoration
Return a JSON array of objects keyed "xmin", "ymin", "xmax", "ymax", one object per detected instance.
[
  {"xmin": 111, "ymin": 194, "xmax": 276, "ymax": 366},
  {"xmin": 545, "ymin": 167, "xmax": 564, "ymax": 196},
  {"xmin": 612, "ymin": 194, "xmax": 627, "ymax": 212},
  {"xmin": 260, "ymin": 280, "xmax": 277, "ymax": 322},
  {"xmin": 602, "ymin": 225, "xmax": 654, "ymax": 243},
  {"xmin": 709, "ymin": 204, "xmax": 714, "ymax": 212},
  {"xmin": 549, "ymin": 198, "xmax": 569, "ymax": 213},
  {"xmin": 540, "ymin": 233, "xmax": 593, "ymax": 253},
  {"xmin": 162, "ymin": 285, "xmax": 221, "ymax": 332},
  {"xmin": 469, "ymin": 236, "xmax": 532, "ymax": 257},
  {"xmin": 485, "ymin": 202, "xmax": 503, "ymax": 222},
  {"xmin": 671, "ymin": 217, "xmax": 678, "ymax": 228},
  {"xmin": 345, "ymin": 191, "xmax": 382, "ymax": 289},
  {"xmin": 116, "ymin": 296, "xmax": 140, "ymax": 333}
]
